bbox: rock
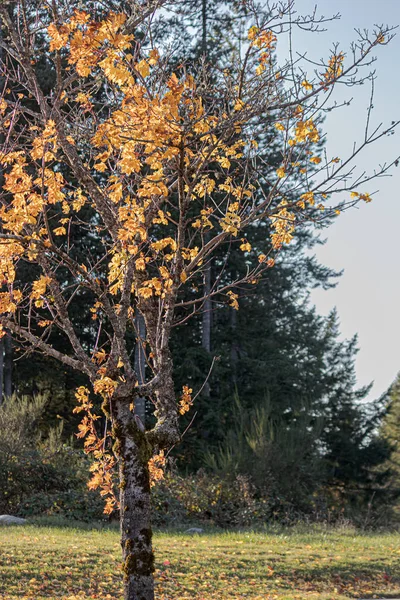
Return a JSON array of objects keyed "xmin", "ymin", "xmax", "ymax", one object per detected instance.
[
  {"xmin": 184, "ymin": 527, "xmax": 204, "ymax": 534},
  {"xmin": 0, "ymin": 515, "xmax": 27, "ymax": 526}
]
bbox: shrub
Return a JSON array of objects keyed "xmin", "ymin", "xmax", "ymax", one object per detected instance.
[
  {"xmin": 152, "ymin": 470, "xmax": 272, "ymax": 527},
  {"xmin": 0, "ymin": 394, "xmax": 105, "ymax": 521}
]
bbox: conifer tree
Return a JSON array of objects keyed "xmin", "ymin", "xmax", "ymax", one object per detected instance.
[{"xmin": 380, "ymin": 374, "xmax": 400, "ymax": 491}]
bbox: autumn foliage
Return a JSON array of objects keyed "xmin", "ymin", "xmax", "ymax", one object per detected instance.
[{"xmin": 0, "ymin": 1, "xmax": 398, "ymax": 598}]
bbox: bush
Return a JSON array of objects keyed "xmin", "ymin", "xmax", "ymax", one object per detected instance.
[
  {"xmin": 0, "ymin": 394, "xmax": 105, "ymax": 521},
  {"xmin": 203, "ymin": 395, "xmax": 325, "ymax": 515},
  {"xmin": 1, "ymin": 394, "xmax": 395, "ymax": 529},
  {"xmin": 152, "ymin": 470, "xmax": 272, "ymax": 527}
]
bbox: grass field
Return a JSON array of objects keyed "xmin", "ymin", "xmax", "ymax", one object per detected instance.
[{"xmin": 0, "ymin": 523, "xmax": 399, "ymax": 599}]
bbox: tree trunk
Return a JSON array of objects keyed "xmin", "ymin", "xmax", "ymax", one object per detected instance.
[
  {"xmin": 230, "ymin": 305, "xmax": 238, "ymax": 386},
  {"xmin": 134, "ymin": 311, "xmax": 146, "ymax": 425},
  {"xmin": 201, "ymin": 264, "xmax": 212, "ymax": 354},
  {"xmin": 201, "ymin": 0, "xmax": 207, "ymax": 56},
  {"xmin": 200, "ymin": 2, "xmax": 211, "ymax": 398},
  {"xmin": 201, "ymin": 232, "xmax": 212, "ymax": 398},
  {"xmin": 4, "ymin": 331, "xmax": 12, "ymax": 398},
  {"xmin": 114, "ymin": 399, "xmax": 154, "ymax": 600},
  {"xmin": 0, "ymin": 338, "xmax": 4, "ymax": 405}
]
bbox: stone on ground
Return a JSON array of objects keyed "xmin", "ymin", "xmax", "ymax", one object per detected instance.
[
  {"xmin": 0, "ymin": 515, "xmax": 27, "ymax": 525},
  {"xmin": 184, "ymin": 527, "xmax": 204, "ymax": 534}
]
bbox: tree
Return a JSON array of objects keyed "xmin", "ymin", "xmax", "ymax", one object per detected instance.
[
  {"xmin": 379, "ymin": 374, "xmax": 400, "ymax": 496},
  {"xmin": 197, "ymin": 310, "xmax": 388, "ymax": 516},
  {"xmin": 0, "ymin": 1, "xmax": 397, "ymax": 598},
  {"xmin": 172, "ymin": 245, "xmax": 339, "ymax": 467},
  {"xmin": 160, "ymin": 0, "xmax": 344, "ymax": 462}
]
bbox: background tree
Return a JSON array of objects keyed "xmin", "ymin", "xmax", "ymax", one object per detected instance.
[
  {"xmin": 0, "ymin": 1, "xmax": 397, "ymax": 599},
  {"xmin": 376, "ymin": 373, "xmax": 400, "ymax": 518},
  {"xmin": 381, "ymin": 375, "xmax": 400, "ymax": 484}
]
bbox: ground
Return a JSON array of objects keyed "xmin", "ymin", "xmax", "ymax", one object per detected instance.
[{"xmin": 0, "ymin": 522, "xmax": 399, "ymax": 599}]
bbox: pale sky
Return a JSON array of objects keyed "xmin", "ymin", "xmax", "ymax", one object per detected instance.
[{"xmin": 286, "ymin": 0, "xmax": 400, "ymax": 400}]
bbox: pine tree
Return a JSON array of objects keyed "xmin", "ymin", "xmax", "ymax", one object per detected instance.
[{"xmin": 380, "ymin": 374, "xmax": 400, "ymax": 490}]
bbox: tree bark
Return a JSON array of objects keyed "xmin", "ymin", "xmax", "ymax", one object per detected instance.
[
  {"xmin": 4, "ymin": 331, "xmax": 12, "ymax": 398},
  {"xmin": 201, "ymin": 232, "xmax": 212, "ymax": 398},
  {"xmin": 201, "ymin": 260, "xmax": 212, "ymax": 354},
  {"xmin": 114, "ymin": 399, "xmax": 154, "ymax": 600},
  {"xmin": 230, "ymin": 305, "xmax": 238, "ymax": 386},
  {"xmin": 201, "ymin": 0, "xmax": 207, "ymax": 56},
  {"xmin": 0, "ymin": 338, "xmax": 4, "ymax": 405},
  {"xmin": 134, "ymin": 311, "xmax": 146, "ymax": 425},
  {"xmin": 200, "ymin": 1, "xmax": 212, "ymax": 398}
]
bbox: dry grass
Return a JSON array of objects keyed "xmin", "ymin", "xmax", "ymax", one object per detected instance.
[{"xmin": 0, "ymin": 522, "xmax": 399, "ymax": 599}]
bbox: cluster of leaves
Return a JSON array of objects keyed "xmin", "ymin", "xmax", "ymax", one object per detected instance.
[
  {"xmin": 72, "ymin": 380, "xmax": 194, "ymax": 507},
  {"xmin": 73, "ymin": 385, "xmax": 118, "ymax": 515},
  {"xmin": 0, "ymin": 1, "xmax": 390, "ymax": 362}
]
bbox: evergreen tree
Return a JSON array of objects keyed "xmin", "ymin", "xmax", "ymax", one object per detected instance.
[
  {"xmin": 379, "ymin": 374, "xmax": 400, "ymax": 494},
  {"xmin": 320, "ymin": 313, "xmax": 389, "ymax": 493}
]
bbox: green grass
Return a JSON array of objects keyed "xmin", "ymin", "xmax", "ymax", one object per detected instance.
[{"xmin": 0, "ymin": 522, "xmax": 399, "ymax": 599}]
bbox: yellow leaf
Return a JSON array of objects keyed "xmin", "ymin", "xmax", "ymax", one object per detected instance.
[
  {"xmin": 93, "ymin": 349, "xmax": 107, "ymax": 364},
  {"xmin": 240, "ymin": 240, "xmax": 251, "ymax": 252},
  {"xmin": 54, "ymin": 226, "xmax": 66, "ymax": 236},
  {"xmin": 301, "ymin": 79, "xmax": 313, "ymax": 91},
  {"xmin": 136, "ymin": 59, "xmax": 150, "ymax": 78},
  {"xmin": 234, "ymin": 98, "xmax": 245, "ymax": 111},
  {"xmin": 138, "ymin": 287, "xmax": 153, "ymax": 299},
  {"xmin": 276, "ymin": 167, "xmax": 285, "ymax": 178},
  {"xmin": 135, "ymin": 257, "xmax": 146, "ymax": 271},
  {"xmin": 227, "ymin": 290, "xmax": 239, "ymax": 310}
]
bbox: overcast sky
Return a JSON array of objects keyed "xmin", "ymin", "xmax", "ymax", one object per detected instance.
[{"xmin": 283, "ymin": 0, "xmax": 400, "ymax": 400}]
